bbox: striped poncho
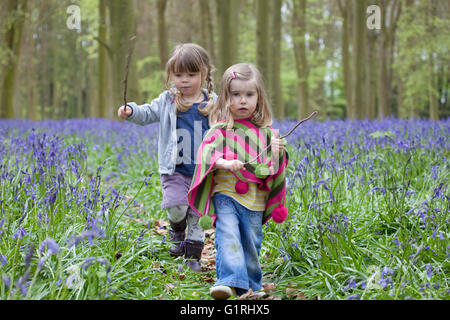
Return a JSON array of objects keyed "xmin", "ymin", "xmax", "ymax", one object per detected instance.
[{"xmin": 187, "ymin": 118, "xmax": 289, "ymax": 228}]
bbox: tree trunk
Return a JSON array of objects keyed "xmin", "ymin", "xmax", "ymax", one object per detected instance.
[
  {"xmin": 200, "ymin": 0, "xmax": 215, "ymax": 64},
  {"xmin": 1, "ymin": 0, "xmax": 27, "ymax": 119},
  {"xmin": 270, "ymin": 0, "xmax": 284, "ymax": 119},
  {"xmin": 377, "ymin": 34, "xmax": 389, "ymax": 119},
  {"xmin": 292, "ymin": 0, "xmax": 309, "ymax": 120},
  {"xmin": 337, "ymin": 0, "xmax": 352, "ymax": 119},
  {"xmin": 157, "ymin": 0, "xmax": 168, "ymax": 70},
  {"xmin": 216, "ymin": 0, "xmax": 239, "ymax": 80},
  {"xmin": 427, "ymin": 0, "xmax": 439, "ymax": 120},
  {"xmin": 352, "ymin": 0, "xmax": 366, "ymax": 120},
  {"xmin": 377, "ymin": 0, "xmax": 401, "ymax": 119},
  {"xmin": 98, "ymin": 0, "xmax": 108, "ymax": 118},
  {"xmin": 108, "ymin": 0, "xmax": 138, "ymax": 113},
  {"xmin": 366, "ymin": 31, "xmax": 377, "ymax": 119},
  {"xmin": 256, "ymin": 0, "xmax": 270, "ymax": 91}
]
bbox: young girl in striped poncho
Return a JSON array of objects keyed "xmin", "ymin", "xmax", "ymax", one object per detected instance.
[{"xmin": 187, "ymin": 63, "xmax": 289, "ymax": 299}]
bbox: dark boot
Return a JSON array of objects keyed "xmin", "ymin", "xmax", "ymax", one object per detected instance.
[
  {"xmin": 185, "ymin": 239, "xmax": 204, "ymax": 272},
  {"xmin": 168, "ymin": 218, "xmax": 186, "ymax": 257}
]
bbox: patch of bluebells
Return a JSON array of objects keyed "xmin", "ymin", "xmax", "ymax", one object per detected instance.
[
  {"xmin": 1, "ymin": 117, "xmax": 448, "ymax": 299},
  {"xmin": 379, "ymin": 267, "xmax": 395, "ymax": 289}
]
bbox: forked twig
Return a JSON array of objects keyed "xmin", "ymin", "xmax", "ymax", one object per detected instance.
[
  {"xmin": 123, "ymin": 35, "xmax": 137, "ymax": 112},
  {"xmin": 244, "ymin": 110, "xmax": 318, "ymax": 166}
]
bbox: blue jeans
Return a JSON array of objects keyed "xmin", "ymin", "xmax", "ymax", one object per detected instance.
[{"xmin": 212, "ymin": 193, "xmax": 263, "ymax": 295}]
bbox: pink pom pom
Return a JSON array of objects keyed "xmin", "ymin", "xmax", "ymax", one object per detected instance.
[
  {"xmin": 272, "ymin": 206, "xmax": 288, "ymax": 223},
  {"xmin": 235, "ymin": 180, "xmax": 249, "ymax": 194}
]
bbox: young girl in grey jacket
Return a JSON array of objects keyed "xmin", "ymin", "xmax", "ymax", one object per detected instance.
[{"xmin": 117, "ymin": 43, "xmax": 217, "ymax": 272}]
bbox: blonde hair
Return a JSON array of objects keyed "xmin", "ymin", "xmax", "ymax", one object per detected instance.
[
  {"xmin": 209, "ymin": 63, "xmax": 272, "ymax": 129},
  {"xmin": 165, "ymin": 43, "xmax": 215, "ymax": 115}
]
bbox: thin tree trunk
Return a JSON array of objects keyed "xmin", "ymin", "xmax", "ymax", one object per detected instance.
[
  {"xmin": 427, "ymin": 0, "xmax": 439, "ymax": 120},
  {"xmin": 337, "ymin": 0, "xmax": 352, "ymax": 119},
  {"xmin": 271, "ymin": 0, "xmax": 284, "ymax": 119},
  {"xmin": 108, "ymin": 0, "xmax": 138, "ymax": 113},
  {"xmin": 292, "ymin": 0, "xmax": 309, "ymax": 120},
  {"xmin": 157, "ymin": 0, "xmax": 168, "ymax": 70},
  {"xmin": 98, "ymin": 0, "xmax": 108, "ymax": 118},
  {"xmin": 200, "ymin": 0, "xmax": 215, "ymax": 63},
  {"xmin": 256, "ymin": 0, "xmax": 270, "ymax": 90},
  {"xmin": 1, "ymin": 0, "xmax": 27, "ymax": 119},
  {"xmin": 366, "ymin": 31, "xmax": 377, "ymax": 119},
  {"xmin": 216, "ymin": 0, "xmax": 238, "ymax": 80},
  {"xmin": 352, "ymin": 0, "xmax": 366, "ymax": 119},
  {"xmin": 377, "ymin": 0, "xmax": 401, "ymax": 119}
]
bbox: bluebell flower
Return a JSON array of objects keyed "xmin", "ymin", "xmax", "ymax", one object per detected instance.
[
  {"xmin": 37, "ymin": 258, "xmax": 46, "ymax": 270},
  {"xmin": 24, "ymin": 244, "xmax": 35, "ymax": 268},
  {"xmin": 379, "ymin": 267, "xmax": 395, "ymax": 289},
  {"xmin": 12, "ymin": 227, "xmax": 27, "ymax": 240},
  {"xmin": 2, "ymin": 274, "xmax": 11, "ymax": 288},
  {"xmin": 0, "ymin": 254, "xmax": 7, "ymax": 266},
  {"xmin": 426, "ymin": 264, "xmax": 433, "ymax": 278},
  {"xmin": 39, "ymin": 238, "xmax": 60, "ymax": 255},
  {"xmin": 15, "ymin": 269, "xmax": 30, "ymax": 296},
  {"xmin": 81, "ymin": 257, "xmax": 96, "ymax": 270},
  {"xmin": 393, "ymin": 238, "xmax": 400, "ymax": 248},
  {"xmin": 433, "ymin": 281, "xmax": 440, "ymax": 290},
  {"xmin": 344, "ymin": 278, "xmax": 357, "ymax": 292}
]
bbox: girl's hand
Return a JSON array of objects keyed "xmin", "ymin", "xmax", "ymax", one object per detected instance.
[
  {"xmin": 117, "ymin": 105, "xmax": 132, "ymax": 120},
  {"xmin": 271, "ymin": 137, "xmax": 285, "ymax": 155},
  {"xmin": 215, "ymin": 159, "xmax": 244, "ymax": 171}
]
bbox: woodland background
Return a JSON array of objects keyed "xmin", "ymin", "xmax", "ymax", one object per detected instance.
[{"xmin": 0, "ymin": 0, "xmax": 449, "ymax": 121}]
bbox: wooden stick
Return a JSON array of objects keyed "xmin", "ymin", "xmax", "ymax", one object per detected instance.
[
  {"xmin": 244, "ymin": 110, "xmax": 318, "ymax": 166},
  {"xmin": 123, "ymin": 35, "xmax": 137, "ymax": 112}
]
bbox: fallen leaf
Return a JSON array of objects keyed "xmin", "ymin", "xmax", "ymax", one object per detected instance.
[
  {"xmin": 153, "ymin": 219, "xmax": 169, "ymax": 235},
  {"xmin": 286, "ymin": 288, "xmax": 298, "ymax": 296},
  {"xmin": 263, "ymin": 283, "xmax": 276, "ymax": 293},
  {"xmin": 238, "ymin": 289, "xmax": 263, "ymax": 300},
  {"xmin": 286, "ymin": 288, "xmax": 308, "ymax": 300}
]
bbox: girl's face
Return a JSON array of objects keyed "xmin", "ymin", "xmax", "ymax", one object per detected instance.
[
  {"xmin": 229, "ymin": 79, "xmax": 258, "ymax": 120},
  {"xmin": 172, "ymin": 71, "xmax": 203, "ymax": 100}
]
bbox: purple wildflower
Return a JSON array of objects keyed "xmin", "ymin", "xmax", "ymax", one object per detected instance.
[
  {"xmin": 15, "ymin": 269, "xmax": 30, "ymax": 296},
  {"xmin": 0, "ymin": 254, "xmax": 7, "ymax": 266},
  {"xmin": 379, "ymin": 267, "xmax": 395, "ymax": 289},
  {"xmin": 2, "ymin": 274, "xmax": 11, "ymax": 288},
  {"xmin": 39, "ymin": 238, "xmax": 60, "ymax": 255},
  {"xmin": 393, "ymin": 238, "xmax": 400, "ymax": 248},
  {"xmin": 344, "ymin": 278, "xmax": 358, "ymax": 292},
  {"xmin": 12, "ymin": 227, "xmax": 27, "ymax": 240},
  {"xmin": 426, "ymin": 264, "xmax": 433, "ymax": 278},
  {"xmin": 81, "ymin": 257, "xmax": 96, "ymax": 270}
]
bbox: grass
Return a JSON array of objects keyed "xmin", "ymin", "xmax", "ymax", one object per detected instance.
[{"xmin": 0, "ymin": 117, "xmax": 448, "ymax": 300}]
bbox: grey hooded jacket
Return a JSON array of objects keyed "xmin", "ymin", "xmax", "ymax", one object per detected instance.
[{"xmin": 125, "ymin": 89, "xmax": 217, "ymax": 175}]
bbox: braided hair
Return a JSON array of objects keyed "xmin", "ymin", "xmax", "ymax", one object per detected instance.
[{"xmin": 164, "ymin": 43, "xmax": 215, "ymax": 115}]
